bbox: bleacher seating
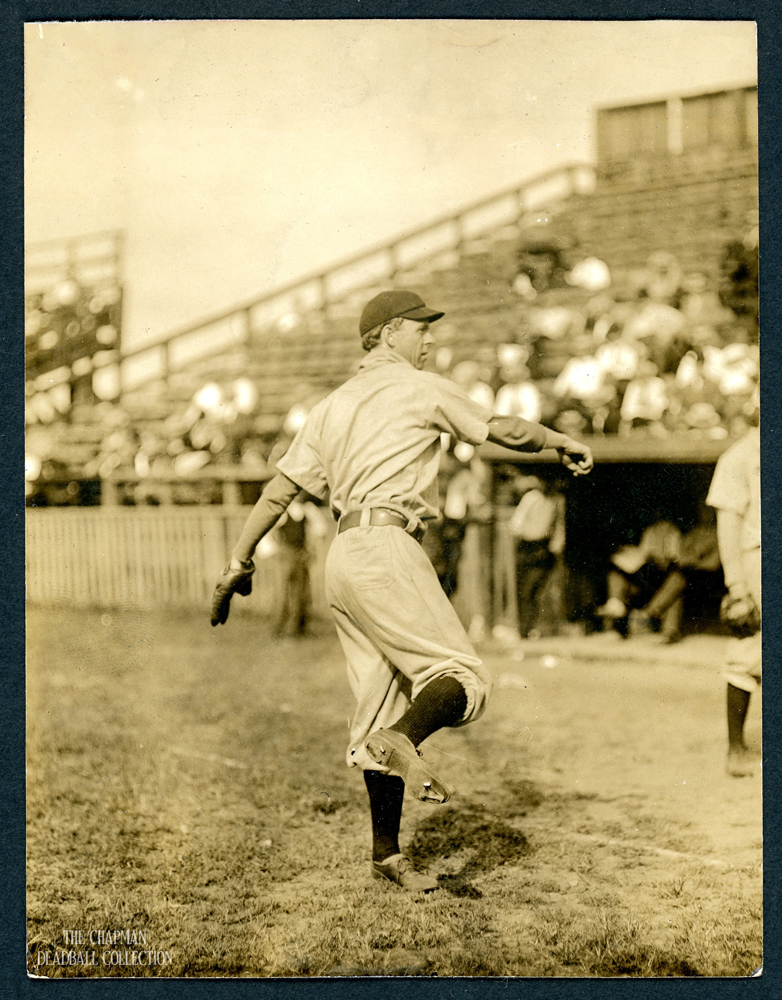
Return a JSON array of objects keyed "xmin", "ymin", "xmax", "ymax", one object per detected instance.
[{"xmin": 25, "ymin": 86, "xmax": 757, "ymax": 500}]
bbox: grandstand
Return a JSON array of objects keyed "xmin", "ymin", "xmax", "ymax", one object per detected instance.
[
  {"xmin": 26, "ymin": 84, "xmax": 757, "ymax": 499},
  {"xmin": 25, "ymin": 84, "xmax": 758, "ymax": 631}
]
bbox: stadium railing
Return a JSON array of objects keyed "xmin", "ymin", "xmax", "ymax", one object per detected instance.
[{"xmin": 118, "ymin": 164, "xmax": 596, "ymax": 392}]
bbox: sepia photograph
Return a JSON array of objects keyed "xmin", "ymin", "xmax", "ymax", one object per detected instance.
[{"xmin": 24, "ymin": 19, "xmax": 761, "ymax": 978}]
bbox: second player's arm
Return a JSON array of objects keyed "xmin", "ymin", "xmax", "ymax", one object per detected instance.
[
  {"xmin": 715, "ymin": 508, "xmax": 748, "ymax": 598},
  {"xmin": 229, "ymin": 472, "xmax": 304, "ymax": 567},
  {"xmin": 487, "ymin": 416, "xmax": 594, "ymax": 476}
]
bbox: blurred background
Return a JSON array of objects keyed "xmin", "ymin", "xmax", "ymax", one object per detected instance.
[{"xmin": 24, "ymin": 20, "xmax": 758, "ymax": 643}]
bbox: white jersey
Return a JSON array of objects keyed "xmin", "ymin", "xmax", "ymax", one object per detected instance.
[
  {"xmin": 707, "ymin": 426, "xmax": 760, "ymax": 553},
  {"xmin": 277, "ymin": 345, "xmax": 546, "ymax": 526}
]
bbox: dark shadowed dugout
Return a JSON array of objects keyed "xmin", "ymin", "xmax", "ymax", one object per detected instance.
[{"xmin": 485, "ymin": 441, "xmax": 726, "ymax": 638}]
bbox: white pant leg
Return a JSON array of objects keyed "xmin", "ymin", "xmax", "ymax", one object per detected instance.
[
  {"xmin": 745, "ymin": 547, "xmax": 761, "ymax": 608},
  {"xmin": 330, "ymin": 604, "xmax": 412, "ymax": 770},
  {"xmin": 326, "ymin": 524, "xmax": 493, "ymax": 770},
  {"xmin": 724, "ymin": 547, "xmax": 761, "ymax": 692}
]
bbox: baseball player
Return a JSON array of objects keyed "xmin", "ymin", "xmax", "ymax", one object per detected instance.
[
  {"xmin": 706, "ymin": 413, "xmax": 761, "ymax": 777},
  {"xmin": 211, "ymin": 289, "xmax": 593, "ymax": 891}
]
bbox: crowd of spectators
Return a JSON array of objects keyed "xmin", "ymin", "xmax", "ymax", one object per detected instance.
[
  {"xmin": 434, "ymin": 229, "xmax": 759, "ymax": 445},
  {"xmin": 24, "ymin": 226, "xmax": 756, "ymax": 645},
  {"xmin": 26, "ymin": 378, "xmax": 276, "ymax": 504},
  {"xmin": 26, "ymin": 217, "xmax": 758, "ymax": 506}
]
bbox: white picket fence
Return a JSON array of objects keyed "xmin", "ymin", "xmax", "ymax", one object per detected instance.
[
  {"xmin": 26, "ymin": 507, "xmax": 334, "ymax": 616},
  {"xmin": 26, "ymin": 506, "xmax": 509, "ymax": 626}
]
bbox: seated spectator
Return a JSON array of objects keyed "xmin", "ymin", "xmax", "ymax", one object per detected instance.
[
  {"xmin": 530, "ymin": 305, "xmax": 586, "ymax": 342},
  {"xmin": 667, "ymin": 350, "xmax": 711, "ymax": 432},
  {"xmin": 595, "ymin": 332, "xmax": 641, "ymax": 383},
  {"xmin": 719, "ymin": 233, "xmax": 759, "ymax": 337},
  {"xmin": 515, "ymin": 214, "xmax": 576, "ymax": 292},
  {"xmin": 553, "ymin": 354, "xmax": 616, "ymax": 434},
  {"xmin": 495, "ymin": 362, "xmax": 543, "ymax": 423},
  {"xmin": 239, "ymin": 440, "xmax": 269, "ymax": 474},
  {"xmin": 496, "ymin": 341, "xmax": 530, "ymax": 371},
  {"xmin": 679, "ymin": 272, "xmax": 736, "ymax": 328},
  {"xmin": 620, "ymin": 360, "xmax": 669, "ymax": 435},
  {"xmin": 722, "ymin": 371, "xmax": 760, "ymax": 438},
  {"xmin": 673, "ymin": 349, "xmax": 704, "ymax": 393},
  {"xmin": 451, "ymin": 360, "xmax": 495, "ymax": 411},
  {"xmin": 680, "ymin": 401, "xmax": 725, "ymax": 437},
  {"xmin": 566, "ymin": 256, "xmax": 611, "ymax": 292},
  {"xmin": 512, "ymin": 271, "xmax": 538, "ymax": 301},
  {"xmin": 623, "ymin": 512, "xmax": 721, "ymax": 642},
  {"xmin": 597, "ymin": 520, "xmax": 684, "ymax": 641},
  {"xmin": 638, "ymin": 251, "xmax": 685, "ymax": 306},
  {"xmin": 623, "ymin": 301, "xmax": 687, "ymax": 373},
  {"xmin": 553, "ymin": 355, "xmax": 605, "ymax": 400},
  {"xmin": 702, "ymin": 343, "xmax": 758, "ymax": 398}
]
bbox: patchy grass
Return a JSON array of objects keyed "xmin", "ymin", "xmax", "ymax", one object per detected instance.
[{"xmin": 27, "ymin": 608, "xmax": 762, "ymax": 977}]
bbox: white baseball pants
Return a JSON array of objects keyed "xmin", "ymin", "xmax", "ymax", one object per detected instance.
[
  {"xmin": 724, "ymin": 547, "xmax": 762, "ymax": 693},
  {"xmin": 325, "ymin": 523, "xmax": 493, "ymax": 770}
]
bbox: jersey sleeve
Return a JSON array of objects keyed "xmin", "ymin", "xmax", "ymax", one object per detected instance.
[
  {"xmin": 429, "ymin": 376, "xmax": 493, "ymax": 446},
  {"xmin": 707, "ymin": 444, "xmax": 749, "ymax": 516},
  {"xmin": 275, "ymin": 405, "xmax": 330, "ymax": 501}
]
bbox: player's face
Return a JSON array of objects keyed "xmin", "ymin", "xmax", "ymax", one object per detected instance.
[{"xmin": 391, "ymin": 319, "xmax": 434, "ymax": 369}]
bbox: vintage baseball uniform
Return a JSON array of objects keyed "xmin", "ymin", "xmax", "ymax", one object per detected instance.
[
  {"xmin": 707, "ymin": 426, "xmax": 761, "ymax": 691},
  {"xmin": 277, "ymin": 344, "xmax": 546, "ymax": 769}
]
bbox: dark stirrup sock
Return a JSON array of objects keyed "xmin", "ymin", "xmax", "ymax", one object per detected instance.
[
  {"xmin": 727, "ymin": 683, "xmax": 752, "ymax": 749},
  {"xmin": 389, "ymin": 675, "xmax": 468, "ymax": 748},
  {"xmin": 364, "ymin": 769, "xmax": 406, "ymax": 862}
]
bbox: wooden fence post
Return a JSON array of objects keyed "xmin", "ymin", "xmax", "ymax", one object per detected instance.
[
  {"xmin": 222, "ymin": 480, "xmax": 241, "ymax": 506},
  {"xmin": 101, "ymin": 477, "xmax": 118, "ymax": 506}
]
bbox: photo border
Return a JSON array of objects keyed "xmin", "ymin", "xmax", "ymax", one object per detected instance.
[{"xmin": 5, "ymin": 3, "xmax": 779, "ymax": 999}]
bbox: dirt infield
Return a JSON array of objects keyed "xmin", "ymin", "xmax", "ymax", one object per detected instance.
[{"xmin": 27, "ymin": 607, "xmax": 762, "ymax": 977}]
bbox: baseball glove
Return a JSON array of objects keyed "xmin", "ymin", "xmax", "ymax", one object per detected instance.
[
  {"xmin": 211, "ymin": 559, "xmax": 255, "ymax": 626},
  {"xmin": 720, "ymin": 592, "xmax": 760, "ymax": 637}
]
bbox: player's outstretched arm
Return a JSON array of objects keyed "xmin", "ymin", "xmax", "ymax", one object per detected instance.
[
  {"xmin": 211, "ymin": 472, "xmax": 302, "ymax": 626},
  {"xmin": 487, "ymin": 416, "xmax": 593, "ymax": 476}
]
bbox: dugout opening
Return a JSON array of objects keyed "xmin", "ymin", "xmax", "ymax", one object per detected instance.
[{"xmin": 485, "ymin": 453, "xmax": 726, "ymax": 638}]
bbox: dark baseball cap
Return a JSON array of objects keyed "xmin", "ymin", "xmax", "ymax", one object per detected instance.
[{"xmin": 359, "ymin": 290, "xmax": 445, "ymax": 337}]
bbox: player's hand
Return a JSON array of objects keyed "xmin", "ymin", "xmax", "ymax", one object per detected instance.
[
  {"xmin": 556, "ymin": 437, "xmax": 594, "ymax": 476},
  {"xmin": 720, "ymin": 591, "xmax": 760, "ymax": 636},
  {"xmin": 211, "ymin": 558, "xmax": 255, "ymax": 626}
]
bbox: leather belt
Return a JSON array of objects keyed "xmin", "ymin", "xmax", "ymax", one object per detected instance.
[{"xmin": 338, "ymin": 508, "xmax": 424, "ymax": 543}]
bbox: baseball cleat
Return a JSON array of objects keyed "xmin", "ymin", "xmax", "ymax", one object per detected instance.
[
  {"xmin": 364, "ymin": 729, "xmax": 452, "ymax": 803},
  {"xmin": 372, "ymin": 854, "xmax": 439, "ymax": 893}
]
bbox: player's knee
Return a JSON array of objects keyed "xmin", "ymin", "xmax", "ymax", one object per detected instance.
[
  {"xmin": 452, "ymin": 663, "xmax": 493, "ymax": 724},
  {"xmin": 724, "ymin": 671, "xmax": 760, "ymax": 694}
]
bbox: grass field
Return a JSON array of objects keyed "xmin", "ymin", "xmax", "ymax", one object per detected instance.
[{"xmin": 27, "ymin": 606, "xmax": 762, "ymax": 978}]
